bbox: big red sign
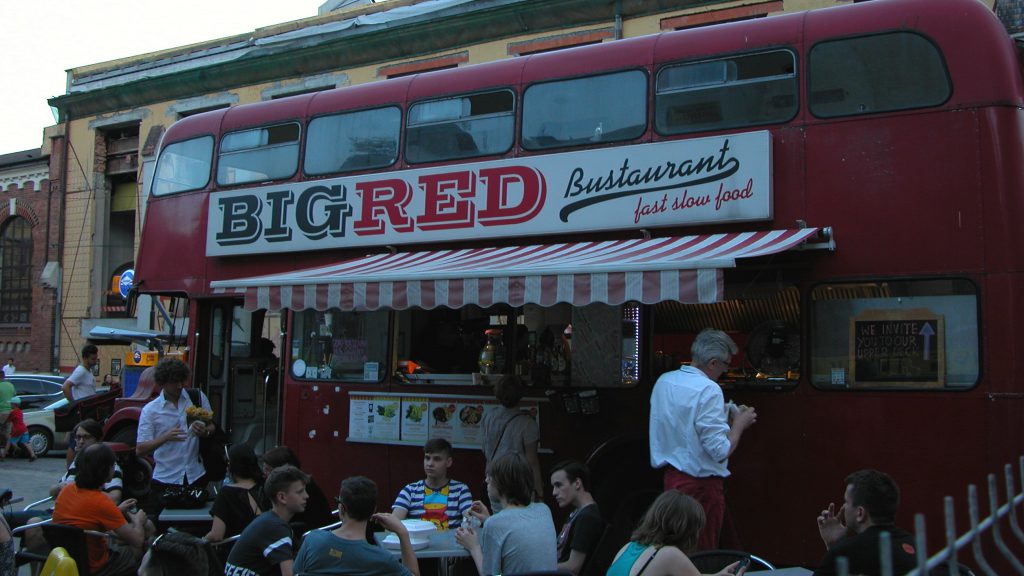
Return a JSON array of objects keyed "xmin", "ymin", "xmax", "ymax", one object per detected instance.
[{"xmin": 206, "ymin": 131, "xmax": 771, "ymax": 256}]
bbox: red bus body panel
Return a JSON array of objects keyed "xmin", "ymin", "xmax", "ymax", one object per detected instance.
[{"xmin": 134, "ymin": 0, "xmax": 1024, "ymax": 565}]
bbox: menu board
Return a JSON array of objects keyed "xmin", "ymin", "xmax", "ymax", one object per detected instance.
[
  {"xmin": 849, "ymin": 309, "xmax": 945, "ymax": 387},
  {"xmin": 349, "ymin": 393, "xmax": 541, "ymax": 448}
]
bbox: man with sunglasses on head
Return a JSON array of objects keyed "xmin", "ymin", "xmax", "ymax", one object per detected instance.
[{"xmin": 649, "ymin": 328, "xmax": 758, "ymax": 550}]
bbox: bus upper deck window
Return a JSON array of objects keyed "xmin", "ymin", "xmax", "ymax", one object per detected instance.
[
  {"xmin": 151, "ymin": 136, "xmax": 214, "ymax": 196},
  {"xmin": 655, "ymin": 50, "xmax": 797, "ymax": 136},
  {"xmin": 305, "ymin": 107, "xmax": 400, "ymax": 175},
  {"xmin": 809, "ymin": 32, "xmax": 951, "ymax": 118},
  {"xmin": 217, "ymin": 123, "xmax": 301, "ymax": 186},
  {"xmin": 405, "ymin": 90, "xmax": 515, "ymax": 164},
  {"xmin": 522, "ymin": 70, "xmax": 647, "ymax": 150}
]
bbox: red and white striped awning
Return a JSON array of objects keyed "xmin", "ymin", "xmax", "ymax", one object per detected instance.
[{"xmin": 211, "ymin": 228, "xmax": 828, "ymax": 311}]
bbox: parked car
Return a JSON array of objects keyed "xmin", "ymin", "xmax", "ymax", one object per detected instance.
[
  {"xmin": 18, "ymin": 386, "xmax": 116, "ymax": 457},
  {"xmin": 6, "ymin": 373, "xmax": 66, "ymax": 410},
  {"xmin": 22, "ymin": 400, "xmax": 63, "ymax": 457}
]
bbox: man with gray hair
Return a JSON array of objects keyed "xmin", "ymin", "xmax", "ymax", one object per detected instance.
[{"xmin": 648, "ymin": 328, "xmax": 757, "ymax": 550}]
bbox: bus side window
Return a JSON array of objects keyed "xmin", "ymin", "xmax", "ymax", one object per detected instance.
[
  {"xmin": 654, "ymin": 50, "xmax": 798, "ymax": 136},
  {"xmin": 151, "ymin": 136, "xmax": 214, "ymax": 196},
  {"xmin": 808, "ymin": 32, "xmax": 951, "ymax": 118},
  {"xmin": 405, "ymin": 90, "xmax": 515, "ymax": 164},
  {"xmin": 809, "ymin": 278, "xmax": 979, "ymax": 390},
  {"xmin": 305, "ymin": 106, "xmax": 400, "ymax": 176},
  {"xmin": 217, "ymin": 123, "xmax": 301, "ymax": 186},
  {"xmin": 522, "ymin": 70, "xmax": 647, "ymax": 150}
]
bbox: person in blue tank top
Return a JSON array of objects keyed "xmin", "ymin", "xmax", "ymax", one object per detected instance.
[{"xmin": 606, "ymin": 491, "xmax": 746, "ymax": 576}]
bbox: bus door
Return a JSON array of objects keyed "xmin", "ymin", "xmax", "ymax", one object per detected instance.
[{"xmin": 195, "ymin": 300, "xmax": 281, "ymax": 453}]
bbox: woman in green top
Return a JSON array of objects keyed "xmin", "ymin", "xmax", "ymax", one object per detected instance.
[
  {"xmin": 0, "ymin": 378, "xmax": 14, "ymax": 459},
  {"xmin": 606, "ymin": 491, "xmax": 745, "ymax": 576}
]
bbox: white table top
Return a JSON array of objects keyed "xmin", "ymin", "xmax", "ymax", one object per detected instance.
[{"xmin": 373, "ymin": 530, "xmax": 470, "ymax": 559}]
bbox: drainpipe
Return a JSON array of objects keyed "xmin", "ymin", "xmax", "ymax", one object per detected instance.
[
  {"xmin": 52, "ymin": 116, "xmax": 70, "ymax": 374},
  {"xmin": 614, "ymin": 0, "xmax": 623, "ymax": 40}
]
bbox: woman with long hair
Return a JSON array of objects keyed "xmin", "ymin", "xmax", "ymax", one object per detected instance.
[
  {"xmin": 607, "ymin": 491, "xmax": 746, "ymax": 576},
  {"xmin": 204, "ymin": 443, "xmax": 265, "ymax": 542}
]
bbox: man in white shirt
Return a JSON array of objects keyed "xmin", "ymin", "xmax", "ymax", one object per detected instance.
[
  {"xmin": 2, "ymin": 358, "xmax": 15, "ymax": 378},
  {"xmin": 136, "ymin": 357, "xmax": 215, "ymax": 518},
  {"xmin": 648, "ymin": 328, "xmax": 757, "ymax": 550},
  {"xmin": 62, "ymin": 345, "xmax": 99, "ymax": 401}
]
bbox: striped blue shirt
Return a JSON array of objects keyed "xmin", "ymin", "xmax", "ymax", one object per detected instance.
[{"xmin": 392, "ymin": 479, "xmax": 472, "ymax": 530}]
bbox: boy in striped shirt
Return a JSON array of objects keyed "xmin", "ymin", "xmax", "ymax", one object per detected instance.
[{"xmin": 392, "ymin": 438, "xmax": 473, "ymax": 530}]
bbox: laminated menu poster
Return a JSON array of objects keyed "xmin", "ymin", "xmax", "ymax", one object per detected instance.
[
  {"xmin": 452, "ymin": 400, "xmax": 490, "ymax": 445},
  {"xmin": 427, "ymin": 400, "xmax": 458, "ymax": 443},
  {"xmin": 401, "ymin": 397, "xmax": 430, "ymax": 444},
  {"xmin": 349, "ymin": 395, "xmax": 401, "ymax": 441},
  {"xmin": 351, "ymin": 394, "xmax": 542, "ymax": 447}
]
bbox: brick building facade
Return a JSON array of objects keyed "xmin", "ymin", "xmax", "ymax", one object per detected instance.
[{"xmin": 0, "ymin": 145, "xmax": 62, "ymax": 372}]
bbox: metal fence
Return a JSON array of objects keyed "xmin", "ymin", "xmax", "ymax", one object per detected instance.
[{"xmin": 835, "ymin": 456, "xmax": 1024, "ymax": 576}]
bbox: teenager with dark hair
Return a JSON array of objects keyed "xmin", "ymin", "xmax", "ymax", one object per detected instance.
[
  {"xmin": 51, "ymin": 419, "xmax": 124, "ymax": 502},
  {"xmin": 392, "ymin": 438, "xmax": 473, "ymax": 530},
  {"xmin": 205, "ymin": 443, "xmax": 266, "ymax": 542},
  {"xmin": 136, "ymin": 358, "xmax": 215, "ymax": 518},
  {"xmin": 139, "ymin": 531, "xmax": 221, "ymax": 576},
  {"xmin": 607, "ymin": 491, "xmax": 744, "ymax": 576},
  {"xmin": 260, "ymin": 445, "xmax": 333, "ymax": 530},
  {"xmin": 814, "ymin": 469, "xmax": 916, "ymax": 576},
  {"xmin": 51, "ymin": 444, "xmax": 148, "ymax": 576},
  {"xmin": 226, "ymin": 465, "xmax": 309, "ymax": 576},
  {"xmin": 456, "ymin": 453, "xmax": 556, "ymax": 575},
  {"xmin": 551, "ymin": 460, "xmax": 605, "ymax": 575},
  {"xmin": 294, "ymin": 476, "xmax": 420, "ymax": 576}
]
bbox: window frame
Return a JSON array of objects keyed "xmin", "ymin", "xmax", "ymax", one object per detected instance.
[
  {"xmin": 520, "ymin": 68, "xmax": 649, "ymax": 151},
  {"xmin": 653, "ymin": 47, "xmax": 799, "ymax": 136},
  {"xmin": 0, "ymin": 216, "xmax": 32, "ymax": 325},
  {"xmin": 404, "ymin": 88, "xmax": 517, "ymax": 165},
  {"xmin": 808, "ymin": 276, "xmax": 981, "ymax": 392},
  {"xmin": 303, "ymin": 105, "xmax": 402, "ymax": 177},
  {"xmin": 289, "ymin": 308, "xmax": 392, "ymax": 384},
  {"xmin": 150, "ymin": 135, "xmax": 214, "ymax": 197},
  {"xmin": 807, "ymin": 30, "xmax": 953, "ymax": 119},
  {"xmin": 216, "ymin": 121, "xmax": 302, "ymax": 187}
]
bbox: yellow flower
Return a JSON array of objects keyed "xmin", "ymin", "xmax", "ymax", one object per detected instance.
[{"xmin": 186, "ymin": 405, "xmax": 214, "ymax": 421}]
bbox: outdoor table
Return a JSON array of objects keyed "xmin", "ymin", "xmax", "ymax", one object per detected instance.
[
  {"xmin": 158, "ymin": 501, "xmax": 214, "ymax": 535},
  {"xmin": 749, "ymin": 568, "xmax": 813, "ymax": 575},
  {"xmin": 373, "ymin": 529, "xmax": 470, "ymax": 559}
]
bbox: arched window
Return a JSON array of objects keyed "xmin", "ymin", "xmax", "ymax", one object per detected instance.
[{"xmin": 0, "ymin": 217, "xmax": 32, "ymax": 324}]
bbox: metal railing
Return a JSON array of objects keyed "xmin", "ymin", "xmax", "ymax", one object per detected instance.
[{"xmin": 835, "ymin": 456, "xmax": 1024, "ymax": 576}]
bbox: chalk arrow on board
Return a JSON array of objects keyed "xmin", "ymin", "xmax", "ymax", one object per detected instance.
[{"xmin": 919, "ymin": 323, "xmax": 935, "ymax": 361}]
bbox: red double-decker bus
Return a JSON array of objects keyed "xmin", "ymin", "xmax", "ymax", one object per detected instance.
[{"xmin": 119, "ymin": 0, "xmax": 1024, "ymax": 566}]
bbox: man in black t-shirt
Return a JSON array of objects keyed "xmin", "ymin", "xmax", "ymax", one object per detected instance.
[
  {"xmin": 551, "ymin": 460, "xmax": 606, "ymax": 576},
  {"xmin": 226, "ymin": 465, "xmax": 310, "ymax": 576},
  {"xmin": 814, "ymin": 469, "xmax": 917, "ymax": 576}
]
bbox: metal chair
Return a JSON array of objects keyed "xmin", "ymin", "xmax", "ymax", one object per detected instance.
[
  {"xmin": 689, "ymin": 549, "xmax": 775, "ymax": 573},
  {"xmin": 39, "ymin": 547, "xmax": 79, "ymax": 576},
  {"xmin": 927, "ymin": 563, "xmax": 977, "ymax": 576}
]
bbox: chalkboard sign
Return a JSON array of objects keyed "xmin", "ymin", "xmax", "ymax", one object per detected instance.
[{"xmin": 849, "ymin": 309, "xmax": 944, "ymax": 387}]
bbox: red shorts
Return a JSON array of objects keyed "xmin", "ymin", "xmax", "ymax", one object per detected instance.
[{"xmin": 664, "ymin": 468, "xmax": 725, "ymax": 551}]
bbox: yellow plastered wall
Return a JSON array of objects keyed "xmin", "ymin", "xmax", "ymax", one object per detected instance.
[{"xmin": 60, "ymin": 116, "xmax": 99, "ymax": 370}]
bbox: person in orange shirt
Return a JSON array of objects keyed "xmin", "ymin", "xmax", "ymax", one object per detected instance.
[{"xmin": 52, "ymin": 443, "xmax": 148, "ymax": 576}]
